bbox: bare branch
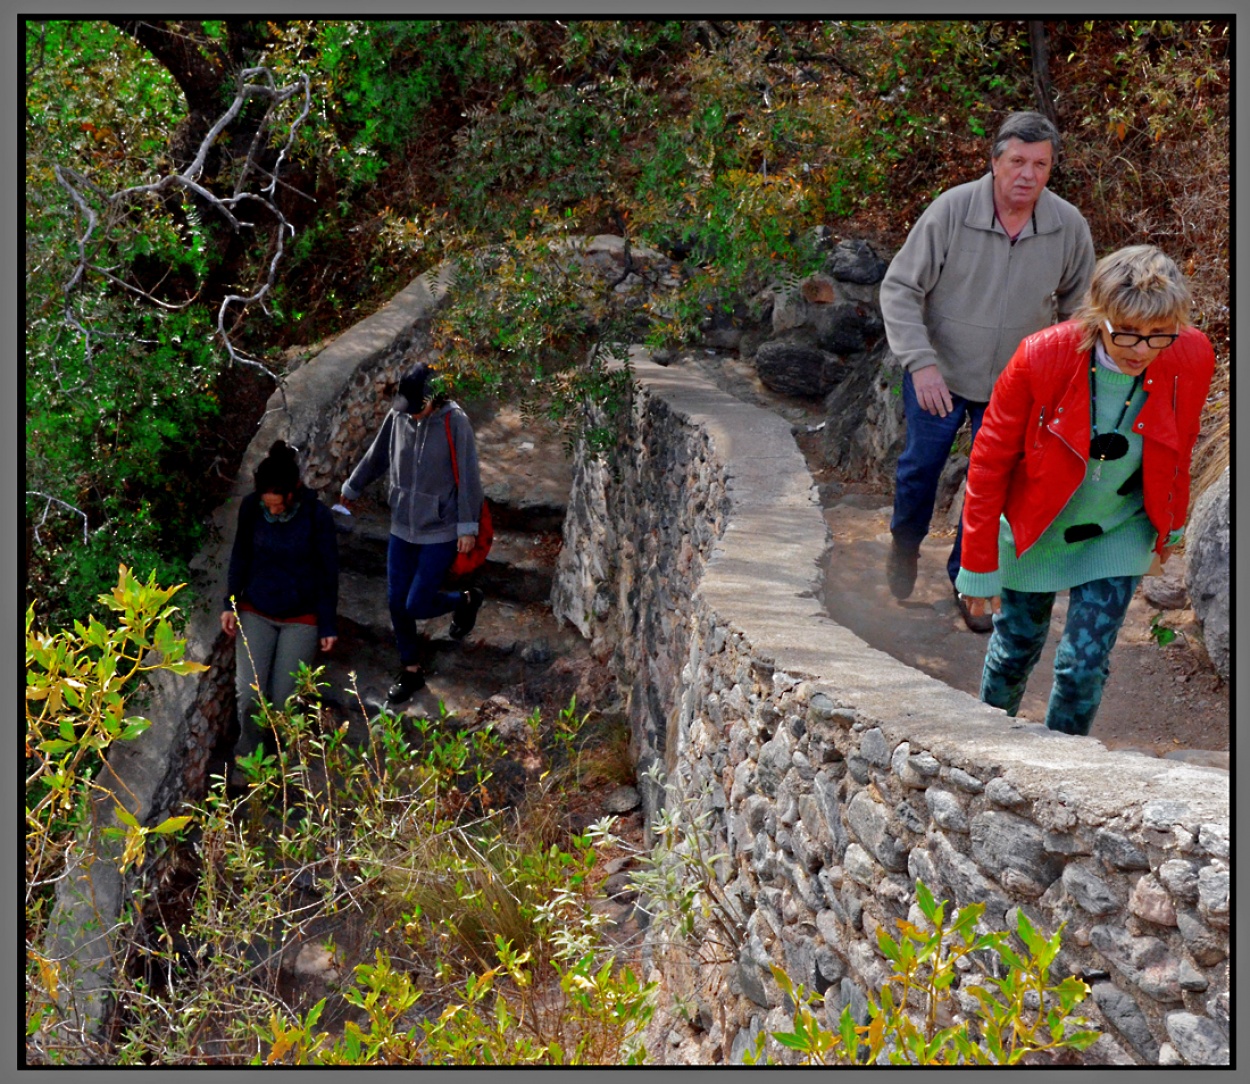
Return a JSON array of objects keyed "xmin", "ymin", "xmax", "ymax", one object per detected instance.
[
  {"xmin": 26, "ymin": 492, "xmax": 90, "ymax": 546},
  {"xmin": 56, "ymin": 66, "xmax": 312, "ymax": 389}
]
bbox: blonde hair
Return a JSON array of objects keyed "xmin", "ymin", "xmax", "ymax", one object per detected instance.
[{"xmin": 1074, "ymin": 245, "xmax": 1192, "ymax": 351}]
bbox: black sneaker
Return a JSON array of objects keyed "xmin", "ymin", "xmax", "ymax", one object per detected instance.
[
  {"xmin": 449, "ymin": 587, "xmax": 485, "ymax": 640},
  {"xmin": 387, "ymin": 667, "xmax": 426, "ymax": 705},
  {"xmin": 886, "ymin": 540, "xmax": 920, "ymax": 600}
]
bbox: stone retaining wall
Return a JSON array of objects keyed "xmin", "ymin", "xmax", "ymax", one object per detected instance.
[{"xmin": 553, "ymin": 352, "xmax": 1230, "ymax": 1067}]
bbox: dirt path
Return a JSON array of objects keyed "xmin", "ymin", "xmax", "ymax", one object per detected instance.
[
  {"xmin": 818, "ymin": 491, "xmax": 1228, "ymax": 762},
  {"xmin": 691, "ymin": 351, "xmax": 1229, "ymax": 767}
]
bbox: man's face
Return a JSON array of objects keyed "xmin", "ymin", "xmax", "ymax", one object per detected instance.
[{"xmin": 991, "ymin": 138, "xmax": 1053, "ymax": 213}]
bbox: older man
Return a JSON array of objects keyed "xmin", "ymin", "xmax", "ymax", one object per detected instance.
[{"xmin": 880, "ymin": 111, "xmax": 1095, "ymax": 630}]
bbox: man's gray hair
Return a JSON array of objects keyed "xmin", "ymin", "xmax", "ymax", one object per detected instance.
[{"xmin": 991, "ymin": 111, "xmax": 1061, "ymax": 159}]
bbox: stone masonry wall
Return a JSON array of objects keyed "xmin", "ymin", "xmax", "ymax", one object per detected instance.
[{"xmin": 553, "ymin": 352, "xmax": 1231, "ymax": 1067}]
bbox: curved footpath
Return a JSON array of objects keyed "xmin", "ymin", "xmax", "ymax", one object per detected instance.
[{"xmin": 41, "ymin": 259, "xmax": 1230, "ymax": 1066}]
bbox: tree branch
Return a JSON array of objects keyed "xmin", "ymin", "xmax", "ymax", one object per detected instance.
[
  {"xmin": 26, "ymin": 492, "xmax": 90, "ymax": 545},
  {"xmin": 55, "ymin": 67, "xmax": 312, "ymax": 387}
]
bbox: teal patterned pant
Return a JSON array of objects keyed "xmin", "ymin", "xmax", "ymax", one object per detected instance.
[{"xmin": 980, "ymin": 575, "xmax": 1140, "ymax": 736}]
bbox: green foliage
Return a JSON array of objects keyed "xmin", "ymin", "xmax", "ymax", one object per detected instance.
[
  {"xmin": 749, "ymin": 881, "xmax": 1099, "ymax": 1066},
  {"xmin": 25, "ymin": 567, "xmax": 207, "ymax": 985},
  {"xmin": 630, "ymin": 763, "xmax": 747, "ymax": 963},
  {"xmin": 26, "ymin": 15, "xmax": 1229, "ymax": 639},
  {"xmin": 266, "ymin": 937, "xmax": 654, "ymax": 1066},
  {"xmin": 1149, "ymin": 614, "xmax": 1179, "ymax": 647},
  {"xmin": 28, "ymin": 597, "xmax": 649, "ymax": 1067},
  {"xmin": 428, "ymin": 216, "xmax": 637, "ymax": 459},
  {"xmin": 26, "ymin": 22, "xmax": 311, "ymax": 625}
]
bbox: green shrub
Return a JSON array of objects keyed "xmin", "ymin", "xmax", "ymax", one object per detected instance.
[
  {"xmin": 750, "ymin": 880, "xmax": 1099, "ymax": 1066},
  {"xmin": 25, "ymin": 567, "xmax": 207, "ymax": 1048}
]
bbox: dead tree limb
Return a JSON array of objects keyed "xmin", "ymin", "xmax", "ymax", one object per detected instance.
[{"xmin": 55, "ymin": 67, "xmax": 312, "ymax": 385}]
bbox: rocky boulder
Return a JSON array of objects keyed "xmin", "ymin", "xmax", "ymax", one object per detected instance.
[
  {"xmin": 825, "ymin": 238, "xmax": 889, "ymax": 287},
  {"xmin": 819, "ymin": 346, "xmax": 907, "ymax": 485},
  {"xmin": 1185, "ymin": 466, "xmax": 1230, "ymax": 681},
  {"xmin": 770, "ymin": 275, "xmax": 884, "ymax": 354},
  {"xmin": 755, "ymin": 339, "xmax": 849, "ymax": 399},
  {"xmin": 753, "ymin": 267, "xmax": 887, "ymax": 402}
]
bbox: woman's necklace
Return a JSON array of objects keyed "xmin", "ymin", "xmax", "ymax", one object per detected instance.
[{"xmin": 1088, "ymin": 356, "xmax": 1143, "ymax": 482}]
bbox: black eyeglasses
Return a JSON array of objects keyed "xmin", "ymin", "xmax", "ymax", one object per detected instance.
[{"xmin": 1103, "ymin": 319, "xmax": 1179, "ymax": 350}]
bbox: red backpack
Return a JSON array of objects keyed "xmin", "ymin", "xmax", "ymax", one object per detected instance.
[{"xmin": 444, "ymin": 414, "xmax": 494, "ymax": 578}]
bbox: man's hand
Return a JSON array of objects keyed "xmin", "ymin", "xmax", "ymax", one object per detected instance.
[
  {"xmin": 319, "ymin": 636, "xmax": 337, "ymax": 653},
  {"xmin": 457, "ymin": 534, "xmax": 476, "ymax": 554},
  {"xmin": 912, "ymin": 365, "xmax": 954, "ymax": 418},
  {"xmin": 220, "ymin": 611, "xmax": 237, "ymax": 637}
]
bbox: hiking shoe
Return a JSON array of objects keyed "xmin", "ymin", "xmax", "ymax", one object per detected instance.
[
  {"xmin": 886, "ymin": 540, "xmax": 920, "ymax": 600},
  {"xmin": 386, "ymin": 667, "xmax": 426, "ymax": 705},
  {"xmin": 954, "ymin": 587, "xmax": 994, "ymax": 633},
  {"xmin": 449, "ymin": 587, "xmax": 485, "ymax": 640}
]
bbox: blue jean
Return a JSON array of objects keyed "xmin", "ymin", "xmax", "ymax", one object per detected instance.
[
  {"xmin": 890, "ymin": 369, "xmax": 987, "ymax": 585},
  {"xmin": 387, "ymin": 535, "xmax": 460, "ymax": 665},
  {"xmin": 980, "ymin": 576, "xmax": 1140, "ymax": 736}
]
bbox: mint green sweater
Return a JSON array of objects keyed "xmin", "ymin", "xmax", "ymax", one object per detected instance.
[{"xmin": 956, "ymin": 360, "xmax": 1162, "ymax": 599}]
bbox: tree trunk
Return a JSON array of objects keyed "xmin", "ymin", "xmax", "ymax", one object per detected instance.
[{"xmin": 1028, "ymin": 21, "xmax": 1058, "ymax": 127}]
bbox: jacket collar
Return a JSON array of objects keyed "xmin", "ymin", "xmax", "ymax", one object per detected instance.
[
  {"xmin": 964, "ymin": 172, "xmax": 1066, "ymax": 237},
  {"xmin": 1049, "ymin": 345, "xmax": 1181, "ymax": 453},
  {"xmin": 394, "ymin": 401, "xmax": 456, "ymax": 426}
]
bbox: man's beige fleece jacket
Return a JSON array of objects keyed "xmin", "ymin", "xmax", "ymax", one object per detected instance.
[{"xmin": 879, "ymin": 172, "xmax": 1096, "ymax": 403}]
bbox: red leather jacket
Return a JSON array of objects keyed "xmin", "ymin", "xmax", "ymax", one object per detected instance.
[{"xmin": 961, "ymin": 321, "xmax": 1215, "ymax": 574}]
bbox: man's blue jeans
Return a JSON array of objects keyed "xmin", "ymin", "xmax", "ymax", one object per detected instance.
[
  {"xmin": 387, "ymin": 535, "xmax": 460, "ymax": 665},
  {"xmin": 980, "ymin": 576, "xmax": 1140, "ymax": 736},
  {"xmin": 890, "ymin": 369, "xmax": 987, "ymax": 585}
]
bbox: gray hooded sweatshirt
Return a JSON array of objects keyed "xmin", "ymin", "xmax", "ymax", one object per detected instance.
[{"xmin": 342, "ymin": 402, "xmax": 484, "ymax": 545}]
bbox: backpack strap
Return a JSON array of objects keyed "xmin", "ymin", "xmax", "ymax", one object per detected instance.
[{"xmin": 444, "ymin": 413, "xmax": 460, "ymax": 486}]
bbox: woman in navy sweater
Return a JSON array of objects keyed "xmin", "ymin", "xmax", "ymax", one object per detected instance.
[{"xmin": 221, "ymin": 440, "xmax": 338, "ymax": 766}]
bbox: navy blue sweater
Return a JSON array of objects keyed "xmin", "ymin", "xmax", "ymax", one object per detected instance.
[{"xmin": 225, "ymin": 487, "xmax": 339, "ymax": 638}]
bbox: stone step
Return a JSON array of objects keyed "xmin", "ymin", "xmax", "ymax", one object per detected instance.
[
  {"xmin": 334, "ymin": 508, "xmax": 560, "ymax": 604},
  {"xmin": 317, "ymin": 575, "xmax": 589, "ymax": 728},
  {"xmin": 336, "ymin": 568, "xmax": 581, "ymax": 657}
]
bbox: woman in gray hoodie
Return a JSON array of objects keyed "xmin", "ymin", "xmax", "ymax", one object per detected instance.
[{"xmin": 340, "ymin": 364, "xmax": 485, "ymax": 704}]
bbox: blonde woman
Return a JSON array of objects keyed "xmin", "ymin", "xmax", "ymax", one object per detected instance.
[{"xmin": 956, "ymin": 245, "xmax": 1215, "ymax": 734}]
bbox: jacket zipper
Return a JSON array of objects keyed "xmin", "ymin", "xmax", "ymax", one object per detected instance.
[{"xmin": 1017, "ymin": 418, "xmax": 1085, "ymax": 559}]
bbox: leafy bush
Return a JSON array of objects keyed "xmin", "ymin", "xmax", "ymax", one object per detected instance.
[
  {"xmin": 27, "ymin": 586, "xmax": 650, "ymax": 1065},
  {"xmin": 26, "ymin": 567, "xmax": 207, "ymax": 1046},
  {"xmin": 750, "ymin": 880, "xmax": 1099, "ymax": 1066}
]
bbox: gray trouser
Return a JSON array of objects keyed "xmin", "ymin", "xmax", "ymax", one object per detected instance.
[{"xmin": 234, "ymin": 610, "xmax": 319, "ymax": 759}]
